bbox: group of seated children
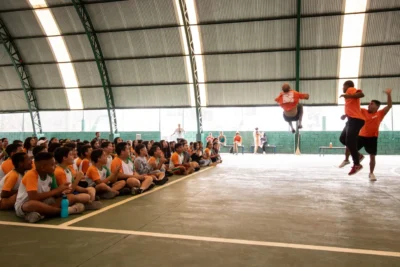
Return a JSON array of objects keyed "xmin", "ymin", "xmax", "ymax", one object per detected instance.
[{"xmin": 0, "ymin": 135, "xmax": 222, "ymax": 223}]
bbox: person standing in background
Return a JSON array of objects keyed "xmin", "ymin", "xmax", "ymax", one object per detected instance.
[
  {"xmin": 253, "ymin": 128, "xmax": 260, "ymax": 154},
  {"xmin": 171, "ymin": 124, "xmax": 185, "ymax": 142}
]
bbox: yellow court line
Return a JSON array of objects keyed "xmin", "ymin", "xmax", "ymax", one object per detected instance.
[
  {"xmin": 59, "ymin": 166, "xmax": 215, "ymax": 227},
  {"xmin": 1, "ymin": 221, "xmax": 399, "ymax": 258}
]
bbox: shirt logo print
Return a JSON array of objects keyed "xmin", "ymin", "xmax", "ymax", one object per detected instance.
[{"xmin": 282, "ymin": 91, "xmax": 294, "ymax": 104}]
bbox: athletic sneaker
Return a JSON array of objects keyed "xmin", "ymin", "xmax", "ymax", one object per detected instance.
[
  {"xmin": 348, "ymin": 165, "xmax": 363, "ymax": 176},
  {"xmin": 339, "ymin": 160, "xmax": 350, "ymax": 168},
  {"xmin": 25, "ymin": 212, "xmax": 44, "ymax": 223},
  {"xmin": 68, "ymin": 203, "xmax": 85, "ymax": 214},
  {"xmin": 131, "ymin": 187, "xmax": 142, "ymax": 195},
  {"xmin": 85, "ymin": 201, "xmax": 103, "ymax": 210},
  {"xmin": 118, "ymin": 187, "xmax": 132, "ymax": 196},
  {"xmin": 154, "ymin": 176, "xmax": 168, "ymax": 186},
  {"xmin": 359, "ymin": 154, "xmax": 365, "ymax": 163},
  {"xmin": 369, "ymin": 173, "xmax": 377, "ymax": 181}
]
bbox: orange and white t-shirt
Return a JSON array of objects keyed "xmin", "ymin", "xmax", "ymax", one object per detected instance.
[
  {"xmin": 79, "ymin": 158, "xmax": 91, "ymax": 174},
  {"xmin": 169, "ymin": 152, "xmax": 183, "ymax": 168},
  {"xmin": 234, "ymin": 135, "xmax": 242, "ymax": 143},
  {"xmin": 15, "ymin": 170, "xmax": 53, "ymax": 209},
  {"xmin": 0, "ymin": 158, "xmax": 14, "ymax": 180},
  {"xmin": 0, "ymin": 170, "xmax": 23, "ymax": 196},
  {"xmin": 86, "ymin": 165, "xmax": 108, "ymax": 186},
  {"xmin": 204, "ymin": 148, "xmax": 211, "ymax": 158},
  {"xmin": 359, "ymin": 109, "xmax": 386, "ymax": 138},
  {"xmin": 111, "ymin": 157, "xmax": 134, "ymax": 176},
  {"xmin": 54, "ymin": 165, "xmax": 74, "ymax": 186},
  {"xmin": 344, "ymin": 87, "xmax": 365, "ymax": 120},
  {"xmin": 275, "ymin": 90, "xmax": 308, "ymax": 111}
]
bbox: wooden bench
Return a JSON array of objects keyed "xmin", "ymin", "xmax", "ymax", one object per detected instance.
[
  {"xmin": 221, "ymin": 144, "xmax": 245, "ymax": 154},
  {"xmin": 319, "ymin": 146, "xmax": 346, "ymax": 156},
  {"xmin": 250, "ymin": 145, "xmax": 277, "ymax": 154}
]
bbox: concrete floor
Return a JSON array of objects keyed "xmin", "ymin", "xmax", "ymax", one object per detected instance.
[{"xmin": 0, "ymin": 154, "xmax": 399, "ymax": 266}]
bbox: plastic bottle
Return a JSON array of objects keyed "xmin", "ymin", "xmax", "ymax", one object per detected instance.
[
  {"xmin": 61, "ymin": 194, "xmax": 69, "ymax": 218},
  {"xmin": 329, "ymin": 142, "xmax": 333, "ymax": 148}
]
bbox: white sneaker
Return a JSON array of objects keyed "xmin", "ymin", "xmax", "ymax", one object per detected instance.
[
  {"xmin": 339, "ymin": 160, "xmax": 350, "ymax": 168},
  {"xmin": 369, "ymin": 173, "xmax": 377, "ymax": 181},
  {"xmin": 68, "ymin": 203, "xmax": 85, "ymax": 214}
]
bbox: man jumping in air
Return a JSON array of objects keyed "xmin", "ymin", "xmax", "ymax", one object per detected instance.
[
  {"xmin": 339, "ymin": 88, "xmax": 392, "ymax": 181},
  {"xmin": 275, "ymin": 83, "xmax": 309, "ymax": 133}
]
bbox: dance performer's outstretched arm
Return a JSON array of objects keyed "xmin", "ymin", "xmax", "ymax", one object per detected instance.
[{"xmin": 382, "ymin": 88, "xmax": 392, "ymax": 115}]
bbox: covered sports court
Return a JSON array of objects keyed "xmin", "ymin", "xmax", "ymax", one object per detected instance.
[{"xmin": 0, "ymin": 0, "xmax": 399, "ymax": 266}]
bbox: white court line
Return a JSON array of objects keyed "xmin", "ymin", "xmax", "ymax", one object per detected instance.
[
  {"xmin": 1, "ymin": 221, "xmax": 399, "ymax": 258},
  {"xmin": 59, "ymin": 167, "xmax": 214, "ymax": 227},
  {"xmin": 390, "ymin": 168, "xmax": 400, "ymax": 177}
]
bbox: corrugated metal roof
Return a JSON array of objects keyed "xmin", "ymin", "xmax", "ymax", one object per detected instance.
[
  {"xmin": 81, "ymin": 87, "xmax": 107, "ymax": 109},
  {"xmin": 0, "ymin": 11, "xmax": 43, "ymax": 38},
  {"xmin": 98, "ymin": 28, "xmax": 183, "ymax": 58},
  {"xmin": 113, "ymin": 85, "xmax": 190, "ymax": 108},
  {"xmin": 200, "ymin": 19, "xmax": 296, "ymax": 53},
  {"xmin": 0, "ymin": 90, "xmax": 29, "ymax": 111},
  {"xmin": 367, "ymin": 0, "xmax": 400, "ymax": 11},
  {"xmin": 63, "ymin": 35, "xmax": 95, "ymax": 61},
  {"xmin": 15, "ymin": 38, "xmax": 55, "ymax": 63},
  {"xmin": 359, "ymin": 77, "xmax": 400, "ymax": 103},
  {"xmin": 301, "ymin": 16, "xmax": 342, "ymax": 47},
  {"xmin": 206, "ymin": 81, "xmax": 282, "ymax": 106},
  {"xmin": 106, "ymin": 57, "xmax": 188, "ymax": 85},
  {"xmin": 52, "ymin": 6, "xmax": 85, "ymax": 34},
  {"xmin": 363, "ymin": 11, "xmax": 400, "ymax": 45},
  {"xmin": 26, "ymin": 64, "xmax": 64, "ymax": 88},
  {"xmin": 301, "ymin": 0, "xmax": 344, "ymax": 15},
  {"xmin": 300, "ymin": 49, "xmax": 339, "ymax": 78},
  {"xmin": 0, "ymin": 66, "xmax": 24, "ymax": 89},
  {"xmin": 204, "ymin": 52, "xmax": 296, "ymax": 81},
  {"xmin": 299, "ymin": 80, "xmax": 338, "ymax": 104},
  {"xmin": 73, "ymin": 62, "xmax": 101, "ymax": 87},
  {"xmin": 196, "ymin": 0, "xmax": 296, "ymax": 23},
  {"xmin": 359, "ymin": 45, "xmax": 400, "ymax": 76},
  {"xmin": 0, "ymin": 1, "xmax": 30, "ymax": 10},
  {"xmin": 87, "ymin": 0, "xmax": 179, "ymax": 31},
  {"xmin": 35, "ymin": 89, "xmax": 69, "ymax": 109}
]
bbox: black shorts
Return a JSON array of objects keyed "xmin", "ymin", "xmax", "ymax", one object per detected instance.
[
  {"xmin": 357, "ymin": 136, "xmax": 378, "ymax": 155},
  {"xmin": 283, "ymin": 104, "xmax": 303, "ymax": 122}
]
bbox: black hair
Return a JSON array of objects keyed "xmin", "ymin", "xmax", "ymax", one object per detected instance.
[
  {"xmin": 34, "ymin": 152, "xmax": 53, "ymax": 162},
  {"xmin": 148, "ymin": 145, "xmax": 159, "ymax": 157},
  {"xmin": 90, "ymin": 149, "xmax": 104, "ymax": 163},
  {"xmin": 54, "ymin": 147, "xmax": 71, "ymax": 164},
  {"xmin": 5, "ymin": 144, "xmax": 19, "ymax": 156},
  {"xmin": 344, "ymin": 80, "xmax": 354, "ymax": 88},
  {"xmin": 90, "ymin": 139, "xmax": 99, "ymax": 149},
  {"xmin": 64, "ymin": 143, "xmax": 76, "ymax": 150},
  {"xmin": 113, "ymin": 137, "xmax": 121, "ymax": 146},
  {"xmin": 33, "ymin": 145, "xmax": 46, "ymax": 156},
  {"xmin": 1, "ymin": 138, "xmax": 7, "ymax": 142},
  {"xmin": 50, "ymin": 137, "xmax": 57, "ymax": 143},
  {"xmin": 371, "ymin": 100, "xmax": 381, "ymax": 107},
  {"xmin": 39, "ymin": 137, "xmax": 47, "ymax": 141},
  {"xmin": 13, "ymin": 140, "xmax": 23, "ymax": 145},
  {"xmin": 79, "ymin": 144, "xmax": 92, "ymax": 158},
  {"xmin": 175, "ymin": 143, "xmax": 183, "ymax": 150},
  {"xmin": 48, "ymin": 143, "xmax": 62, "ymax": 154},
  {"xmin": 83, "ymin": 140, "xmax": 90, "ymax": 145},
  {"xmin": 23, "ymin": 137, "xmax": 34, "ymax": 150},
  {"xmin": 135, "ymin": 144, "xmax": 146, "ymax": 155},
  {"xmin": 11, "ymin": 152, "xmax": 27, "ymax": 168},
  {"xmin": 101, "ymin": 141, "xmax": 111, "ymax": 149},
  {"xmin": 115, "ymin": 142, "xmax": 127, "ymax": 156}
]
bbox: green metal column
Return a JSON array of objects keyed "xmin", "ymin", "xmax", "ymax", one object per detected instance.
[
  {"xmin": 178, "ymin": 0, "xmax": 203, "ymax": 141},
  {"xmin": 71, "ymin": 0, "xmax": 118, "ymax": 141},
  {"xmin": 295, "ymin": 0, "xmax": 302, "ymax": 153},
  {"xmin": 0, "ymin": 18, "xmax": 42, "ymax": 136}
]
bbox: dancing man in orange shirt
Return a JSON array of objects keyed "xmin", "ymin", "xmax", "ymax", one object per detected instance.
[
  {"xmin": 339, "ymin": 88, "xmax": 392, "ymax": 181},
  {"xmin": 275, "ymin": 83, "xmax": 309, "ymax": 133},
  {"xmin": 339, "ymin": 80, "xmax": 366, "ymax": 175}
]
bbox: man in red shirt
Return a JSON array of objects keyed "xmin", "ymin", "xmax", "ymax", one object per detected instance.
[
  {"xmin": 339, "ymin": 88, "xmax": 392, "ymax": 181},
  {"xmin": 275, "ymin": 83, "xmax": 309, "ymax": 133},
  {"xmin": 338, "ymin": 80, "xmax": 366, "ymax": 175}
]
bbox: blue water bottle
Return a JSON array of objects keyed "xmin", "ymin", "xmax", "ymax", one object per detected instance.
[{"xmin": 61, "ymin": 194, "xmax": 69, "ymax": 218}]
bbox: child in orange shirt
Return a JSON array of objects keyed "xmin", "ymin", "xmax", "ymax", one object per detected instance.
[{"xmin": 275, "ymin": 83, "xmax": 309, "ymax": 133}]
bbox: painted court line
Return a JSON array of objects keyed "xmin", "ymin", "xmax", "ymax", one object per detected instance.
[
  {"xmin": 59, "ymin": 167, "xmax": 214, "ymax": 227},
  {"xmin": 1, "ymin": 221, "xmax": 399, "ymax": 258}
]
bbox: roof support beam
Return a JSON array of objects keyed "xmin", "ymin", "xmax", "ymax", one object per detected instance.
[
  {"xmin": 178, "ymin": 0, "xmax": 203, "ymax": 139},
  {"xmin": 71, "ymin": 0, "xmax": 118, "ymax": 138},
  {"xmin": 295, "ymin": 0, "xmax": 302, "ymax": 154},
  {"xmin": 0, "ymin": 18, "xmax": 42, "ymax": 136}
]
